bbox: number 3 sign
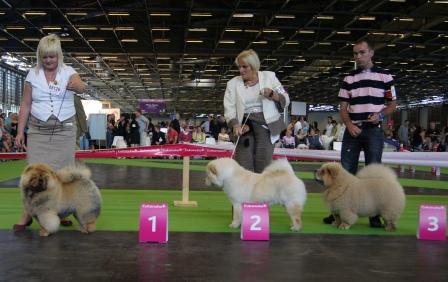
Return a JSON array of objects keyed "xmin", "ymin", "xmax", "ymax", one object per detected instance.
[
  {"xmin": 417, "ymin": 204, "xmax": 446, "ymax": 241},
  {"xmin": 241, "ymin": 203, "xmax": 270, "ymax": 241},
  {"xmin": 139, "ymin": 203, "xmax": 168, "ymax": 243}
]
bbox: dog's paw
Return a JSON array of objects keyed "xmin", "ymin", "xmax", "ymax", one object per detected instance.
[
  {"xmin": 39, "ymin": 229, "xmax": 50, "ymax": 237},
  {"xmin": 385, "ymin": 223, "xmax": 396, "ymax": 232},
  {"xmin": 338, "ymin": 223, "xmax": 351, "ymax": 230},
  {"xmin": 229, "ymin": 222, "xmax": 241, "ymax": 228},
  {"xmin": 290, "ymin": 225, "xmax": 301, "ymax": 232}
]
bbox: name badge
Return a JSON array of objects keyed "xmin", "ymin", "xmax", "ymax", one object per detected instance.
[{"xmin": 49, "ymin": 81, "xmax": 61, "ymax": 96}]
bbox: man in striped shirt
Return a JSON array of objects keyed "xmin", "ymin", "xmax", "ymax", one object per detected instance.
[{"xmin": 323, "ymin": 39, "xmax": 397, "ymax": 227}]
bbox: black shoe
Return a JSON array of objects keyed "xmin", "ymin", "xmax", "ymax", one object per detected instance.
[
  {"xmin": 323, "ymin": 214, "xmax": 335, "ymax": 224},
  {"xmin": 369, "ymin": 215, "xmax": 383, "ymax": 228}
]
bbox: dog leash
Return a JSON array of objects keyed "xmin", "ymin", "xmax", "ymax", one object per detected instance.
[
  {"xmin": 49, "ymin": 88, "xmax": 68, "ymax": 142},
  {"xmin": 231, "ymin": 112, "xmax": 251, "ymax": 159}
]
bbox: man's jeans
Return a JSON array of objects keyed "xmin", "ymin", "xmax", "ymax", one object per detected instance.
[{"xmin": 341, "ymin": 125, "xmax": 384, "ymax": 174}]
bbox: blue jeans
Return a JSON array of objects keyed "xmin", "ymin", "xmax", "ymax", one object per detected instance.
[{"xmin": 341, "ymin": 125, "xmax": 384, "ymax": 174}]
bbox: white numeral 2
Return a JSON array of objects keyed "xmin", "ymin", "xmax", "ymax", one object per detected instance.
[
  {"xmin": 250, "ymin": 215, "xmax": 262, "ymax": 231},
  {"xmin": 148, "ymin": 216, "xmax": 157, "ymax": 232},
  {"xmin": 427, "ymin": 216, "xmax": 439, "ymax": 232}
]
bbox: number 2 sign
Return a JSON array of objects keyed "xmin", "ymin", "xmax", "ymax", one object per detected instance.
[
  {"xmin": 139, "ymin": 203, "xmax": 168, "ymax": 243},
  {"xmin": 241, "ymin": 203, "xmax": 270, "ymax": 241},
  {"xmin": 417, "ymin": 204, "xmax": 446, "ymax": 241}
]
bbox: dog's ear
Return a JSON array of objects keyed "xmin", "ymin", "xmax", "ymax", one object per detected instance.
[
  {"xmin": 208, "ymin": 164, "xmax": 218, "ymax": 176},
  {"xmin": 325, "ymin": 165, "xmax": 337, "ymax": 179}
]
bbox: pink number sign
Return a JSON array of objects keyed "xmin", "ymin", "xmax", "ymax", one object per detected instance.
[
  {"xmin": 417, "ymin": 204, "xmax": 446, "ymax": 241},
  {"xmin": 139, "ymin": 203, "xmax": 168, "ymax": 243},
  {"xmin": 241, "ymin": 203, "xmax": 270, "ymax": 241}
]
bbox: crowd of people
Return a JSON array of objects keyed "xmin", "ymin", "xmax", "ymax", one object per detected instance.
[
  {"xmin": 0, "ymin": 111, "xmax": 20, "ymax": 153},
  {"xmin": 99, "ymin": 111, "xmax": 231, "ymax": 149}
]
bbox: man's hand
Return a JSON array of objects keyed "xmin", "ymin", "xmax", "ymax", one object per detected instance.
[{"xmin": 347, "ymin": 123, "xmax": 361, "ymax": 137}]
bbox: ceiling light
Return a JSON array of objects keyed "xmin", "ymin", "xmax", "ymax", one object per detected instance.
[
  {"xmin": 115, "ymin": 27, "xmax": 134, "ymax": 31},
  {"xmin": 387, "ymin": 44, "xmax": 396, "ymax": 47},
  {"xmin": 252, "ymin": 41, "xmax": 267, "ymax": 44},
  {"xmin": 395, "ymin": 17, "xmax": 414, "ymax": 21},
  {"xmin": 150, "ymin": 13, "xmax": 171, "ymax": 16},
  {"xmin": 121, "ymin": 39, "xmax": 138, "ymax": 42},
  {"xmin": 188, "ymin": 28, "xmax": 207, "ymax": 32},
  {"xmin": 22, "ymin": 38, "xmax": 40, "ymax": 42},
  {"xmin": 186, "ymin": 39, "xmax": 203, "ymax": 43},
  {"xmin": 100, "ymin": 27, "xmax": 114, "ymax": 31},
  {"xmin": 244, "ymin": 29, "xmax": 259, "ymax": 33},
  {"xmin": 157, "ymin": 57, "xmax": 171, "ymax": 60},
  {"xmin": 42, "ymin": 26, "xmax": 62, "ymax": 30},
  {"xmin": 0, "ymin": 37, "xmax": 7, "ymax": 40},
  {"xmin": 357, "ymin": 16, "xmax": 376, "ymax": 21},
  {"xmin": 23, "ymin": 11, "xmax": 47, "ymax": 16},
  {"xmin": 285, "ymin": 41, "xmax": 299, "ymax": 45},
  {"xmin": 336, "ymin": 31, "xmax": 351, "ymax": 34},
  {"xmin": 233, "ymin": 13, "xmax": 253, "ymax": 18},
  {"xmin": 154, "ymin": 39, "xmax": 170, "ymax": 43},
  {"xmin": 5, "ymin": 26, "xmax": 26, "ymax": 30},
  {"xmin": 318, "ymin": 42, "xmax": 332, "ymax": 45},
  {"xmin": 152, "ymin": 27, "xmax": 170, "ymax": 31},
  {"xmin": 389, "ymin": 0, "xmax": 406, "ymax": 2},
  {"xmin": 275, "ymin": 14, "xmax": 295, "ymax": 19},
  {"xmin": 88, "ymin": 39, "xmax": 105, "ymax": 42},
  {"xmin": 78, "ymin": 26, "xmax": 97, "ymax": 30},
  {"xmin": 315, "ymin": 15, "xmax": 334, "ymax": 20},
  {"xmin": 298, "ymin": 30, "xmax": 315, "ymax": 34},
  {"xmin": 60, "ymin": 38, "xmax": 74, "ymax": 42},
  {"xmin": 66, "ymin": 12, "xmax": 87, "ymax": 16},
  {"xmin": 102, "ymin": 56, "xmax": 118, "ymax": 59},
  {"xmin": 219, "ymin": 40, "xmax": 235, "ymax": 44},
  {"xmin": 371, "ymin": 32, "xmax": 386, "ymax": 35},
  {"xmin": 191, "ymin": 13, "xmax": 212, "ymax": 17},
  {"xmin": 265, "ymin": 58, "xmax": 277, "ymax": 61},
  {"xmin": 433, "ymin": 1, "xmax": 448, "ymax": 3},
  {"xmin": 108, "ymin": 12, "xmax": 130, "ymax": 16},
  {"xmin": 0, "ymin": 12, "xmax": 5, "ymax": 15},
  {"xmin": 226, "ymin": 28, "xmax": 243, "ymax": 32},
  {"xmin": 263, "ymin": 29, "xmax": 279, "ymax": 33}
]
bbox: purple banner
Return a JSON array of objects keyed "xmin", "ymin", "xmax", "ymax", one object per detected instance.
[{"xmin": 139, "ymin": 99, "xmax": 166, "ymax": 113}]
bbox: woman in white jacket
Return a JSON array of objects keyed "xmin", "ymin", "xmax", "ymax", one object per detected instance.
[{"xmin": 224, "ymin": 49, "xmax": 290, "ymax": 172}]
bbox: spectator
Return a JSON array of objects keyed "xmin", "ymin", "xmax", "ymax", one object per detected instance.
[
  {"xmin": 217, "ymin": 127, "xmax": 231, "ymax": 143},
  {"xmin": 397, "ymin": 120, "xmax": 410, "ymax": 147},
  {"xmin": 293, "ymin": 117, "xmax": 302, "ymax": 136},
  {"xmin": 282, "ymin": 129, "xmax": 295, "ymax": 149},
  {"xmin": 307, "ymin": 128, "xmax": 323, "ymax": 150},
  {"xmin": 299, "ymin": 116, "xmax": 309, "ymax": 134},
  {"xmin": 127, "ymin": 113, "xmax": 140, "ymax": 147},
  {"xmin": 426, "ymin": 121, "xmax": 440, "ymax": 142},
  {"xmin": 167, "ymin": 122, "xmax": 179, "ymax": 144},
  {"xmin": 151, "ymin": 125, "xmax": 166, "ymax": 145},
  {"xmin": 135, "ymin": 109, "xmax": 149, "ymax": 146},
  {"xmin": 192, "ymin": 126, "xmax": 206, "ymax": 143},
  {"xmin": 179, "ymin": 122, "xmax": 193, "ymax": 143}
]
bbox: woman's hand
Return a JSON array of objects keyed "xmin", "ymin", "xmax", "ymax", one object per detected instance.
[
  {"xmin": 260, "ymin": 87, "xmax": 279, "ymax": 101},
  {"xmin": 15, "ymin": 132, "xmax": 26, "ymax": 148}
]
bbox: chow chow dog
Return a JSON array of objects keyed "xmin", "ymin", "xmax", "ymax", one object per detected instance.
[
  {"xmin": 205, "ymin": 158, "xmax": 307, "ymax": 231},
  {"xmin": 315, "ymin": 162, "xmax": 405, "ymax": 231},
  {"xmin": 20, "ymin": 163, "xmax": 102, "ymax": 236}
]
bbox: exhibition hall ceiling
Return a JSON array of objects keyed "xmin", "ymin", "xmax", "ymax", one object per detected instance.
[{"xmin": 0, "ymin": 0, "xmax": 447, "ymax": 114}]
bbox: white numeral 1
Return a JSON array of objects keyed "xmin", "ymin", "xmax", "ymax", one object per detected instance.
[
  {"xmin": 427, "ymin": 216, "xmax": 439, "ymax": 232},
  {"xmin": 250, "ymin": 215, "xmax": 262, "ymax": 231},
  {"xmin": 148, "ymin": 216, "xmax": 157, "ymax": 232}
]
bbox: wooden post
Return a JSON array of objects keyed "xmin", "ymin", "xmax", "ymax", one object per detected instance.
[{"xmin": 173, "ymin": 156, "xmax": 198, "ymax": 207}]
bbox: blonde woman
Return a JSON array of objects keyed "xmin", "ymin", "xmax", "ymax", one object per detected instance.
[
  {"xmin": 224, "ymin": 49, "xmax": 290, "ymax": 172},
  {"xmin": 13, "ymin": 34, "xmax": 86, "ymax": 231}
]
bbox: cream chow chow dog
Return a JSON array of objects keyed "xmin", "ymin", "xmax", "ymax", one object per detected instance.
[
  {"xmin": 205, "ymin": 158, "xmax": 307, "ymax": 231},
  {"xmin": 315, "ymin": 162, "xmax": 405, "ymax": 231}
]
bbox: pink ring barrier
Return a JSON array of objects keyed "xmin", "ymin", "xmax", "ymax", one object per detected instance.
[{"xmin": 0, "ymin": 143, "xmax": 447, "ymax": 167}]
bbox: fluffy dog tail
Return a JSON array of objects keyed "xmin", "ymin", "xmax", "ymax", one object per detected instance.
[
  {"xmin": 263, "ymin": 158, "xmax": 295, "ymax": 175},
  {"xmin": 356, "ymin": 163, "xmax": 397, "ymax": 181},
  {"xmin": 56, "ymin": 165, "xmax": 92, "ymax": 184}
]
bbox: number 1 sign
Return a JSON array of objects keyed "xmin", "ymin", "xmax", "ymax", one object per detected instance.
[
  {"xmin": 417, "ymin": 204, "xmax": 446, "ymax": 241},
  {"xmin": 241, "ymin": 203, "xmax": 270, "ymax": 241},
  {"xmin": 139, "ymin": 203, "xmax": 168, "ymax": 243}
]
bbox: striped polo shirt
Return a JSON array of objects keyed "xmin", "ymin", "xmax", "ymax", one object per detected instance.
[{"xmin": 338, "ymin": 66, "xmax": 396, "ymax": 123}]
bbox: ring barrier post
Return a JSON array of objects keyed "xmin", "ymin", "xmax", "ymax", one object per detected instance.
[{"xmin": 173, "ymin": 156, "xmax": 198, "ymax": 207}]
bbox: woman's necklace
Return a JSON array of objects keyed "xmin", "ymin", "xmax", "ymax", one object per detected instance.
[
  {"xmin": 244, "ymin": 74, "xmax": 259, "ymax": 88},
  {"xmin": 45, "ymin": 71, "xmax": 57, "ymax": 84}
]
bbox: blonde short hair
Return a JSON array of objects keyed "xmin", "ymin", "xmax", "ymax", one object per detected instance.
[
  {"xmin": 235, "ymin": 49, "xmax": 260, "ymax": 72},
  {"xmin": 35, "ymin": 34, "xmax": 64, "ymax": 72}
]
